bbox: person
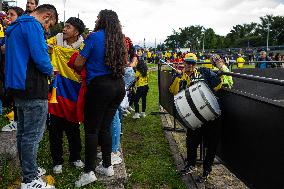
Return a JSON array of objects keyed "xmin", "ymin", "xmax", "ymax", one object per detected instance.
[
  {"xmin": 1, "ymin": 6, "xmax": 24, "ymax": 132},
  {"xmin": 170, "ymin": 53, "xmax": 233, "ymax": 182},
  {"xmin": 46, "ymin": 17, "xmax": 85, "ymax": 174},
  {"xmin": 236, "ymin": 54, "xmax": 245, "ymax": 68},
  {"xmin": 25, "ymin": 0, "xmax": 38, "ymax": 14},
  {"xmin": 73, "ymin": 9, "xmax": 126, "ymax": 187},
  {"xmin": 256, "ymin": 51, "xmax": 271, "ymax": 69},
  {"xmin": 132, "ymin": 59, "xmax": 149, "ymax": 119},
  {"xmin": 5, "ymin": 4, "xmax": 58, "ymax": 189}
]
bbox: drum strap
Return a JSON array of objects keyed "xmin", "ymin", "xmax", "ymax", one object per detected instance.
[{"xmin": 185, "ymin": 89, "xmax": 208, "ymax": 124}]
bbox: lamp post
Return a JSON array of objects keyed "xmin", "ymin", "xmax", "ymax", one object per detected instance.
[
  {"xmin": 202, "ymin": 28, "xmax": 206, "ymax": 52},
  {"xmin": 266, "ymin": 19, "xmax": 270, "ymax": 52},
  {"xmin": 63, "ymin": 0, "xmax": 67, "ymax": 23}
]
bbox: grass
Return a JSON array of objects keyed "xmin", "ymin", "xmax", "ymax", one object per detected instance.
[
  {"xmin": 122, "ymin": 72, "xmax": 186, "ymax": 188},
  {"xmin": 0, "ymin": 71, "xmax": 186, "ymax": 189}
]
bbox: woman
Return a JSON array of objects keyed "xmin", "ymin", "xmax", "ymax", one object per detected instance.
[{"xmin": 74, "ymin": 10, "xmax": 126, "ymax": 187}]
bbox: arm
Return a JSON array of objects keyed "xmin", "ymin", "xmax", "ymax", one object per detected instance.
[{"xmin": 26, "ymin": 22, "xmax": 53, "ymax": 76}]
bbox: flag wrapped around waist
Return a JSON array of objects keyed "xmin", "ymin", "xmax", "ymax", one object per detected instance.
[{"xmin": 48, "ymin": 45, "xmax": 83, "ymax": 123}]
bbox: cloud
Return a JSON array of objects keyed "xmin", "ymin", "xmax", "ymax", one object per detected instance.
[{"xmin": 16, "ymin": 0, "xmax": 284, "ymax": 46}]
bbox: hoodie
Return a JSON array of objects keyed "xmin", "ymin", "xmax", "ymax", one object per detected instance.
[{"xmin": 5, "ymin": 15, "xmax": 53, "ymax": 99}]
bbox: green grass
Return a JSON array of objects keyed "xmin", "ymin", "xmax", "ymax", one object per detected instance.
[
  {"xmin": 147, "ymin": 63, "xmax": 158, "ymax": 68},
  {"xmin": 0, "ymin": 71, "xmax": 186, "ymax": 188},
  {"xmin": 122, "ymin": 72, "xmax": 186, "ymax": 188}
]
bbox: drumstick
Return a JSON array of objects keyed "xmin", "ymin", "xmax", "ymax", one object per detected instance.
[{"xmin": 159, "ymin": 59, "xmax": 179, "ymax": 71}]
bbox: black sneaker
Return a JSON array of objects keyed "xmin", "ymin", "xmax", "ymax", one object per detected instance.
[
  {"xmin": 196, "ymin": 170, "xmax": 210, "ymax": 183},
  {"xmin": 181, "ymin": 165, "xmax": 197, "ymax": 175}
]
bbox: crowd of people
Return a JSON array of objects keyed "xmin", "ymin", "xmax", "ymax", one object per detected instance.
[
  {"xmin": 0, "ymin": 0, "xmax": 150, "ymax": 188},
  {"xmin": 0, "ymin": 1, "xmax": 281, "ymax": 189}
]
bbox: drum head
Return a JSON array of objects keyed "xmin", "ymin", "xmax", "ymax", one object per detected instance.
[{"xmin": 198, "ymin": 82, "xmax": 221, "ymax": 115}]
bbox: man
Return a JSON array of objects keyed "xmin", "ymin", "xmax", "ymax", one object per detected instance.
[
  {"xmin": 26, "ymin": 0, "xmax": 38, "ymax": 14},
  {"xmin": 5, "ymin": 4, "xmax": 58, "ymax": 189},
  {"xmin": 47, "ymin": 17, "xmax": 85, "ymax": 174},
  {"xmin": 256, "ymin": 51, "xmax": 272, "ymax": 69},
  {"xmin": 170, "ymin": 53, "xmax": 233, "ymax": 182}
]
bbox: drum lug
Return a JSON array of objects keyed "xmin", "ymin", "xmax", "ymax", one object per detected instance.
[
  {"xmin": 200, "ymin": 104, "xmax": 207, "ymax": 110},
  {"xmin": 177, "ymin": 96, "xmax": 183, "ymax": 100},
  {"xmin": 192, "ymin": 85, "xmax": 202, "ymax": 92},
  {"xmin": 184, "ymin": 113, "xmax": 191, "ymax": 118}
]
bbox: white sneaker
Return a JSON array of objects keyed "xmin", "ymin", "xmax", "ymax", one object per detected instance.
[
  {"xmin": 97, "ymin": 152, "xmax": 102, "ymax": 159},
  {"xmin": 127, "ymin": 107, "xmax": 135, "ymax": 112},
  {"xmin": 95, "ymin": 164, "xmax": 114, "ymax": 177},
  {"xmin": 53, "ymin": 165, "xmax": 62, "ymax": 174},
  {"xmin": 140, "ymin": 112, "xmax": 146, "ymax": 118},
  {"xmin": 21, "ymin": 177, "xmax": 55, "ymax": 189},
  {"xmin": 111, "ymin": 153, "xmax": 122, "ymax": 165},
  {"xmin": 132, "ymin": 113, "xmax": 140, "ymax": 119},
  {"xmin": 2, "ymin": 121, "xmax": 17, "ymax": 132},
  {"xmin": 73, "ymin": 160, "xmax": 84, "ymax": 169},
  {"xmin": 124, "ymin": 109, "xmax": 131, "ymax": 115},
  {"xmin": 37, "ymin": 167, "xmax": 46, "ymax": 177},
  {"xmin": 75, "ymin": 171, "xmax": 97, "ymax": 187}
]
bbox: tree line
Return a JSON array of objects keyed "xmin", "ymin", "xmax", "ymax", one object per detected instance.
[{"xmin": 161, "ymin": 15, "xmax": 284, "ymax": 51}]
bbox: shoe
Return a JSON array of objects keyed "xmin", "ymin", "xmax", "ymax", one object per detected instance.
[
  {"xmin": 75, "ymin": 171, "xmax": 97, "ymax": 187},
  {"xmin": 111, "ymin": 153, "xmax": 122, "ymax": 165},
  {"xmin": 122, "ymin": 113, "xmax": 128, "ymax": 117},
  {"xmin": 196, "ymin": 170, "xmax": 210, "ymax": 183},
  {"xmin": 132, "ymin": 113, "xmax": 140, "ymax": 119},
  {"xmin": 181, "ymin": 165, "xmax": 197, "ymax": 175},
  {"xmin": 37, "ymin": 167, "xmax": 46, "ymax": 177},
  {"xmin": 53, "ymin": 165, "xmax": 62, "ymax": 174},
  {"xmin": 95, "ymin": 164, "xmax": 114, "ymax": 177},
  {"xmin": 97, "ymin": 152, "xmax": 102, "ymax": 159},
  {"xmin": 127, "ymin": 107, "xmax": 135, "ymax": 112},
  {"xmin": 124, "ymin": 109, "xmax": 131, "ymax": 115},
  {"xmin": 140, "ymin": 112, "xmax": 146, "ymax": 118},
  {"xmin": 21, "ymin": 177, "xmax": 55, "ymax": 189},
  {"xmin": 1, "ymin": 121, "xmax": 17, "ymax": 132},
  {"xmin": 73, "ymin": 160, "xmax": 84, "ymax": 169}
]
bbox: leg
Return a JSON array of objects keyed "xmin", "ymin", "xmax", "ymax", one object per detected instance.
[
  {"xmin": 186, "ymin": 128, "xmax": 202, "ymax": 167},
  {"xmin": 48, "ymin": 115, "xmax": 64, "ymax": 166},
  {"xmin": 203, "ymin": 118, "xmax": 221, "ymax": 173},
  {"xmin": 15, "ymin": 99, "xmax": 48, "ymax": 183},
  {"xmin": 134, "ymin": 87, "xmax": 143, "ymax": 113},
  {"xmin": 141, "ymin": 86, "xmax": 149, "ymax": 112},
  {"xmin": 65, "ymin": 121, "xmax": 82, "ymax": 162}
]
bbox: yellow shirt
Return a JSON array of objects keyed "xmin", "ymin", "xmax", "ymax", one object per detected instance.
[
  {"xmin": 0, "ymin": 23, "xmax": 5, "ymax": 38},
  {"xmin": 135, "ymin": 71, "xmax": 149, "ymax": 87},
  {"xmin": 202, "ymin": 59, "xmax": 213, "ymax": 69},
  {"xmin": 236, "ymin": 57, "xmax": 245, "ymax": 68}
]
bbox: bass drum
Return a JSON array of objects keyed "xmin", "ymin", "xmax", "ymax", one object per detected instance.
[{"xmin": 174, "ymin": 81, "xmax": 221, "ymax": 130}]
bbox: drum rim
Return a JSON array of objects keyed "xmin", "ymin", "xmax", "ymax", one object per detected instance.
[{"xmin": 197, "ymin": 81, "xmax": 221, "ymax": 116}]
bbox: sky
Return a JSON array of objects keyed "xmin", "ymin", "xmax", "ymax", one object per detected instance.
[{"xmin": 15, "ymin": 0, "xmax": 284, "ymax": 47}]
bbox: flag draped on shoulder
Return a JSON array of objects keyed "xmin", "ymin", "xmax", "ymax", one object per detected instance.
[{"xmin": 48, "ymin": 45, "xmax": 83, "ymax": 123}]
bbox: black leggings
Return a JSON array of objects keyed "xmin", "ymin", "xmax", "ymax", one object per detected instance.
[
  {"xmin": 134, "ymin": 85, "xmax": 149, "ymax": 113},
  {"xmin": 84, "ymin": 75, "xmax": 125, "ymax": 172}
]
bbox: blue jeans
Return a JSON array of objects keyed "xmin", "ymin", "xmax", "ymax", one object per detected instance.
[
  {"xmin": 15, "ymin": 98, "xmax": 48, "ymax": 183},
  {"xmin": 111, "ymin": 110, "xmax": 121, "ymax": 152}
]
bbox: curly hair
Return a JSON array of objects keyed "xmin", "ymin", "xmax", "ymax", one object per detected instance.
[{"xmin": 94, "ymin": 9, "xmax": 126, "ymax": 79}]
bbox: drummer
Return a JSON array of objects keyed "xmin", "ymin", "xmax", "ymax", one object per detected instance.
[{"xmin": 171, "ymin": 53, "xmax": 232, "ymax": 182}]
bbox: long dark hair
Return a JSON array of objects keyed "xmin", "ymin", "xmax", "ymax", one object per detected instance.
[
  {"xmin": 94, "ymin": 9, "xmax": 126, "ymax": 78},
  {"xmin": 136, "ymin": 58, "xmax": 148, "ymax": 77}
]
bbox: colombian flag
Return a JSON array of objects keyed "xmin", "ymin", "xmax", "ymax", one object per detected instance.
[{"xmin": 48, "ymin": 45, "xmax": 83, "ymax": 123}]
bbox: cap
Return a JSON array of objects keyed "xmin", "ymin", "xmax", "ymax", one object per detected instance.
[
  {"xmin": 184, "ymin": 53, "xmax": 197, "ymax": 63},
  {"xmin": 210, "ymin": 54, "xmax": 222, "ymax": 64}
]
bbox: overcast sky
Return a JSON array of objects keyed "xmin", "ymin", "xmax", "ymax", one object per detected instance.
[{"xmin": 16, "ymin": 0, "xmax": 284, "ymax": 47}]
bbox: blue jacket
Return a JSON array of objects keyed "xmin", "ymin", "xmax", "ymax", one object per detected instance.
[
  {"xmin": 5, "ymin": 15, "xmax": 53, "ymax": 89},
  {"xmin": 5, "ymin": 15, "xmax": 53, "ymax": 99}
]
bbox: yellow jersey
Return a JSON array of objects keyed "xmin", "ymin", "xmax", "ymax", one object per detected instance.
[
  {"xmin": 135, "ymin": 71, "xmax": 149, "ymax": 87},
  {"xmin": 237, "ymin": 57, "xmax": 245, "ymax": 68}
]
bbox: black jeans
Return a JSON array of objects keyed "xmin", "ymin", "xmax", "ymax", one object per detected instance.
[
  {"xmin": 134, "ymin": 85, "xmax": 149, "ymax": 113},
  {"xmin": 48, "ymin": 114, "xmax": 82, "ymax": 166},
  {"xmin": 186, "ymin": 117, "xmax": 221, "ymax": 172},
  {"xmin": 84, "ymin": 75, "xmax": 125, "ymax": 172}
]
